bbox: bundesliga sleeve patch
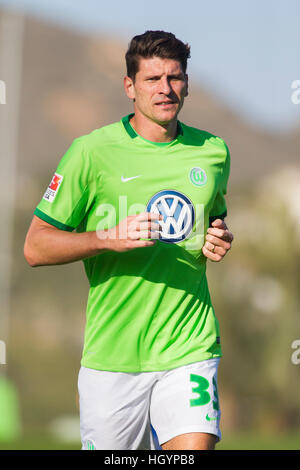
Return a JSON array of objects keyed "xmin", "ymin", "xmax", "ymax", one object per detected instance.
[{"xmin": 43, "ymin": 173, "xmax": 63, "ymax": 203}]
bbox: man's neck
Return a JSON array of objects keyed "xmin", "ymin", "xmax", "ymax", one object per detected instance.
[{"xmin": 129, "ymin": 113, "xmax": 178, "ymax": 143}]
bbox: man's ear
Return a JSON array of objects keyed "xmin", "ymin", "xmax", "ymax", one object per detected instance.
[
  {"xmin": 124, "ymin": 76, "xmax": 135, "ymax": 100},
  {"xmin": 184, "ymin": 74, "xmax": 189, "ymax": 97}
]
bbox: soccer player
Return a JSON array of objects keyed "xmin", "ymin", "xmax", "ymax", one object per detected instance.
[{"xmin": 24, "ymin": 30, "xmax": 233, "ymax": 451}]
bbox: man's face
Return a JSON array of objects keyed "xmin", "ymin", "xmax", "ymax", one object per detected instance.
[{"xmin": 124, "ymin": 56, "xmax": 188, "ymax": 126}]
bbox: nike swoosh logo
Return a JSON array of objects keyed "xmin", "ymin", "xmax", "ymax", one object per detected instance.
[
  {"xmin": 206, "ymin": 413, "xmax": 219, "ymax": 422},
  {"xmin": 121, "ymin": 175, "xmax": 141, "ymax": 182}
]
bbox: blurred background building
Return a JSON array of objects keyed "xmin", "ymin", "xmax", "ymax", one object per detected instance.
[{"xmin": 0, "ymin": 0, "xmax": 299, "ymax": 450}]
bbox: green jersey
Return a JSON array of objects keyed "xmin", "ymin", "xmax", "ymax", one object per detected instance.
[{"xmin": 34, "ymin": 114, "xmax": 230, "ymax": 372}]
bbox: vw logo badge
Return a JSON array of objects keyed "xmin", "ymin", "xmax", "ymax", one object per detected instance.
[{"xmin": 146, "ymin": 190, "xmax": 195, "ymax": 243}]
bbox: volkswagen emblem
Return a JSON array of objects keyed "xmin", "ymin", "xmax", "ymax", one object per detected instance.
[{"xmin": 146, "ymin": 190, "xmax": 195, "ymax": 243}]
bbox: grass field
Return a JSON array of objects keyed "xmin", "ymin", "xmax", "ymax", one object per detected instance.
[
  {"xmin": 216, "ymin": 432, "xmax": 300, "ymax": 450},
  {"xmin": 0, "ymin": 432, "xmax": 300, "ymax": 450}
]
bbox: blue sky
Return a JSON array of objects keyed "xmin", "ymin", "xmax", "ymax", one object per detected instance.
[{"xmin": 0, "ymin": 0, "xmax": 299, "ymax": 133}]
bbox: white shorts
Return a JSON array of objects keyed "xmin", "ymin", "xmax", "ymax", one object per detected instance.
[{"xmin": 78, "ymin": 358, "xmax": 221, "ymax": 450}]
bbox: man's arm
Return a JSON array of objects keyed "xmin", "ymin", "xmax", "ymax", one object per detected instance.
[
  {"xmin": 202, "ymin": 218, "xmax": 233, "ymax": 262},
  {"xmin": 24, "ymin": 213, "xmax": 162, "ymax": 267}
]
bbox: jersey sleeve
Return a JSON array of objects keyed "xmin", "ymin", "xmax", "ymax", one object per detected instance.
[
  {"xmin": 34, "ymin": 137, "xmax": 95, "ymax": 231},
  {"xmin": 209, "ymin": 143, "xmax": 230, "ymax": 225}
]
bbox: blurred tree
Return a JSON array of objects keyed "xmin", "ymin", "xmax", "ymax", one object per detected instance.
[
  {"xmin": 209, "ymin": 166, "xmax": 300, "ymax": 434},
  {"xmin": 0, "ymin": 373, "xmax": 22, "ymax": 442}
]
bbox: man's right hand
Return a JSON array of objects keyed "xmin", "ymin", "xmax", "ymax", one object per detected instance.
[
  {"xmin": 99, "ymin": 212, "xmax": 163, "ymax": 252},
  {"xmin": 24, "ymin": 212, "xmax": 163, "ymax": 267}
]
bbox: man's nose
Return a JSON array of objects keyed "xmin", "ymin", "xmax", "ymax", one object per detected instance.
[{"xmin": 159, "ymin": 77, "xmax": 172, "ymax": 94}]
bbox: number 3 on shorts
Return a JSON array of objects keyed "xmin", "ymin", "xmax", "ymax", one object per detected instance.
[{"xmin": 189, "ymin": 374, "xmax": 219, "ymax": 410}]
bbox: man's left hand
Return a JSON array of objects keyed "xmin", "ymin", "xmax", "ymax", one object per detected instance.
[{"xmin": 202, "ymin": 219, "xmax": 234, "ymax": 262}]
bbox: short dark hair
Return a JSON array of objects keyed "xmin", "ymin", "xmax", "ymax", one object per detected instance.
[{"xmin": 125, "ymin": 30, "xmax": 191, "ymax": 81}]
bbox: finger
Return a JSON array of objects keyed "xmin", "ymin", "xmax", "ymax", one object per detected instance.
[
  {"xmin": 202, "ymin": 244, "xmax": 222, "ymax": 262},
  {"xmin": 135, "ymin": 212, "xmax": 164, "ymax": 222},
  {"xmin": 137, "ymin": 221, "xmax": 161, "ymax": 232},
  {"xmin": 205, "ymin": 241, "xmax": 215, "ymax": 252},
  {"xmin": 211, "ymin": 218, "xmax": 227, "ymax": 229},
  {"xmin": 207, "ymin": 227, "xmax": 225, "ymax": 238},
  {"xmin": 148, "ymin": 230, "xmax": 160, "ymax": 240},
  {"xmin": 131, "ymin": 239, "xmax": 157, "ymax": 248},
  {"xmin": 207, "ymin": 227, "xmax": 233, "ymax": 243},
  {"xmin": 205, "ymin": 233, "xmax": 232, "ymax": 250},
  {"xmin": 205, "ymin": 241, "xmax": 226, "ymax": 257},
  {"xmin": 129, "ymin": 230, "xmax": 160, "ymax": 240}
]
